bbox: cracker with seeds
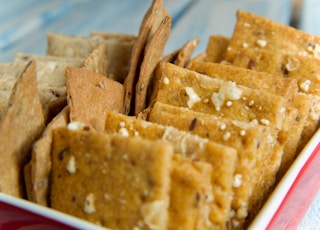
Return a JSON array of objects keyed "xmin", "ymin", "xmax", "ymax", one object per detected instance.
[
  {"xmin": 31, "ymin": 106, "xmax": 69, "ymax": 206},
  {"xmin": 105, "ymin": 111, "xmax": 237, "ymax": 228},
  {"xmin": 228, "ymin": 10, "xmax": 320, "ymax": 59},
  {"xmin": 51, "ymin": 127, "xmax": 173, "ymax": 230},
  {"xmin": 123, "ymin": 0, "xmax": 170, "ymax": 114},
  {"xmin": 205, "ymin": 35, "xmax": 230, "ymax": 63},
  {"xmin": 135, "ymin": 15, "xmax": 171, "ymax": 115},
  {"xmin": 188, "ymin": 61, "xmax": 299, "ymax": 100},
  {"xmin": 157, "ymin": 63, "xmax": 288, "ymax": 130},
  {"xmin": 66, "ymin": 66, "xmax": 124, "ymax": 131},
  {"xmin": 169, "ymin": 154, "xmax": 213, "ymax": 230},
  {"xmin": 0, "ymin": 61, "xmax": 45, "ymax": 198},
  {"xmin": 226, "ymin": 48, "xmax": 320, "ymax": 147},
  {"xmin": 148, "ymin": 102, "xmax": 281, "ymax": 228}
]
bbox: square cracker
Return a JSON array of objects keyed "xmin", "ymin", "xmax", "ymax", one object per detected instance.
[
  {"xmin": 51, "ymin": 127, "xmax": 173, "ymax": 230},
  {"xmin": 205, "ymin": 35, "xmax": 230, "ymax": 63},
  {"xmin": 65, "ymin": 66, "xmax": 124, "ymax": 131},
  {"xmin": 169, "ymin": 154, "xmax": 213, "ymax": 230},
  {"xmin": 157, "ymin": 63, "xmax": 288, "ymax": 130},
  {"xmin": 81, "ymin": 44, "xmax": 109, "ymax": 76},
  {"xmin": 228, "ymin": 10, "xmax": 320, "ymax": 59},
  {"xmin": 148, "ymin": 102, "xmax": 283, "ymax": 227},
  {"xmin": 46, "ymin": 32, "xmax": 134, "ymax": 83},
  {"xmin": 31, "ymin": 106, "xmax": 69, "ymax": 206},
  {"xmin": 105, "ymin": 111, "xmax": 237, "ymax": 228},
  {"xmin": 188, "ymin": 61, "xmax": 298, "ymax": 100},
  {"xmin": 0, "ymin": 61, "xmax": 45, "ymax": 198}
]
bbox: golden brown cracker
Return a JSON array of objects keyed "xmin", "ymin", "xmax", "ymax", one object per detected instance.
[
  {"xmin": 81, "ymin": 44, "xmax": 108, "ymax": 76},
  {"xmin": 135, "ymin": 15, "xmax": 172, "ymax": 115},
  {"xmin": 105, "ymin": 111, "xmax": 237, "ymax": 227},
  {"xmin": 31, "ymin": 106, "xmax": 69, "ymax": 206},
  {"xmin": 228, "ymin": 10, "xmax": 320, "ymax": 58},
  {"xmin": 226, "ymin": 48, "xmax": 320, "ymax": 96},
  {"xmin": 66, "ymin": 66, "xmax": 124, "ymax": 131},
  {"xmin": 149, "ymin": 49, "xmax": 180, "ymax": 106},
  {"xmin": 148, "ymin": 102, "xmax": 273, "ymax": 226},
  {"xmin": 205, "ymin": 35, "xmax": 230, "ymax": 63},
  {"xmin": 51, "ymin": 127, "xmax": 173, "ymax": 229},
  {"xmin": 169, "ymin": 154, "xmax": 213, "ymax": 230},
  {"xmin": 0, "ymin": 61, "xmax": 45, "ymax": 197},
  {"xmin": 123, "ymin": 0, "xmax": 170, "ymax": 114},
  {"xmin": 174, "ymin": 38, "xmax": 199, "ymax": 67},
  {"xmin": 188, "ymin": 61, "xmax": 298, "ymax": 100},
  {"xmin": 157, "ymin": 63, "xmax": 288, "ymax": 130},
  {"xmin": 185, "ymin": 52, "xmax": 207, "ymax": 69}
]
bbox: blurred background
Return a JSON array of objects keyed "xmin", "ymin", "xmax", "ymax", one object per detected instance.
[
  {"xmin": 1, "ymin": 0, "xmax": 315, "ymax": 62},
  {"xmin": 0, "ymin": 0, "xmax": 319, "ymax": 229}
]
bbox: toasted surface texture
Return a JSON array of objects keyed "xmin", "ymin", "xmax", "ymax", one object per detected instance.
[
  {"xmin": 66, "ymin": 66, "xmax": 124, "ymax": 131},
  {"xmin": 0, "ymin": 61, "xmax": 45, "ymax": 197},
  {"xmin": 105, "ymin": 111, "xmax": 238, "ymax": 228},
  {"xmin": 51, "ymin": 127, "xmax": 173, "ymax": 229},
  {"xmin": 31, "ymin": 106, "xmax": 69, "ymax": 206}
]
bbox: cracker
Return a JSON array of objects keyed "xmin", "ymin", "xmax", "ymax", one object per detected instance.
[
  {"xmin": 225, "ymin": 48, "xmax": 320, "ymax": 148},
  {"xmin": 14, "ymin": 54, "xmax": 81, "ymax": 123},
  {"xmin": 205, "ymin": 35, "xmax": 230, "ymax": 63},
  {"xmin": 226, "ymin": 48, "xmax": 320, "ymax": 96},
  {"xmin": 65, "ymin": 66, "xmax": 124, "ymax": 131},
  {"xmin": 174, "ymin": 38, "xmax": 199, "ymax": 67},
  {"xmin": 31, "ymin": 106, "xmax": 69, "ymax": 206},
  {"xmin": 81, "ymin": 44, "xmax": 108, "ymax": 76},
  {"xmin": 0, "ymin": 63, "xmax": 26, "ymax": 117},
  {"xmin": 157, "ymin": 63, "xmax": 288, "ymax": 130},
  {"xmin": 0, "ymin": 61, "xmax": 45, "ymax": 197},
  {"xmin": 90, "ymin": 31, "xmax": 137, "ymax": 43},
  {"xmin": 188, "ymin": 61, "xmax": 298, "ymax": 100},
  {"xmin": 123, "ymin": 0, "xmax": 169, "ymax": 114},
  {"xmin": 51, "ymin": 127, "xmax": 173, "ymax": 229},
  {"xmin": 169, "ymin": 154, "xmax": 213, "ymax": 230},
  {"xmin": 135, "ymin": 15, "xmax": 171, "ymax": 115},
  {"xmin": 46, "ymin": 32, "xmax": 134, "ymax": 82},
  {"xmin": 149, "ymin": 49, "xmax": 180, "ymax": 106},
  {"xmin": 148, "ymin": 102, "xmax": 279, "ymax": 227},
  {"xmin": 14, "ymin": 52, "xmax": 84, "ymax": 64},
  {"xmin": 228, "ymin": 10, "xmax": 320, "ymax": 58},
  {"xmin": 185, "ymin": 52, "xmax": 206, "ymax": 69},
  {"xmin": 105, "ymin": 111, "xmax": 237, "ymax": 227}
]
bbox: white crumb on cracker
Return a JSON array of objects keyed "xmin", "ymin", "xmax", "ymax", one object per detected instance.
[
  {"xmin": 66, "ymin": 156, "xmax": 76, "ymax": 174},
  {"xmin": 84, "ymin": 193, "xmax": 96, "ymax": 214}
]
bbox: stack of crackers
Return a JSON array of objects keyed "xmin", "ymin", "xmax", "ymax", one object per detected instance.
[{"xmin": 0, "ymin": 1, "xmax": 319, "ymax": 229}]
